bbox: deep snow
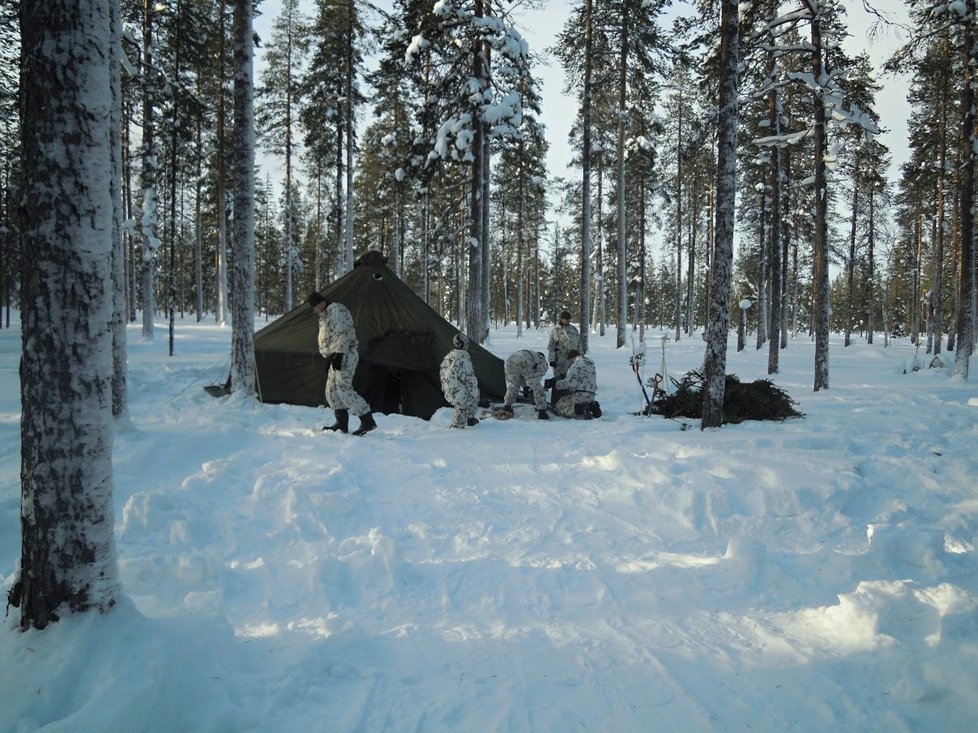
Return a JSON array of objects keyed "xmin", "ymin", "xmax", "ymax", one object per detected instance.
[{"xmin": 2, "ymin": 316, "xmax": 977, "ymax": 732}]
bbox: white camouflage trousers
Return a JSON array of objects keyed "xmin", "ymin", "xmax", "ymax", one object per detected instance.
[{"xmin": 325, "ymin": 347, "xmax": 370, "ymax": 416}]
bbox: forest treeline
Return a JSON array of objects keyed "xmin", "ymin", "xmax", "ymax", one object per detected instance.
[{"xmin": 0, "ymin": 0, "xmax": 974, "ymax": 363}]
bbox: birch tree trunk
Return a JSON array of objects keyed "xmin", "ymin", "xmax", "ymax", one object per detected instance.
[
  {"xmin": 701, "ymin": 0, "xmax": 739, "ymax": 429},
  {"xmin": 18, "ymin": 0, "xmax": 119, "ymax": 628}
]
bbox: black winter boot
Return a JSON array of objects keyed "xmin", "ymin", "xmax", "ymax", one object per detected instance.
[
  {"xmin": 537, "ymin": 409, "xmax": 550, "ymax": 420},
  {"xmin": 589, "ymin": 401, "xmax": 602, "ymax": 418},
  {"xmin": 352, "ymin": 411, "xmax": 377, "ymax": 436},
  {"xmin": 466, "ymin": 417, "xmax": 480, "ymax": 427},
  {"xmin": 323, "ymin": 409, "xmax": 349, "ymax": 433}
]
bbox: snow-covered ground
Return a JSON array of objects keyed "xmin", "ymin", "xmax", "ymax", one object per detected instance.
[{"xmin": 2, "ymin": 316, "xmax": 976, "ymax": 732}]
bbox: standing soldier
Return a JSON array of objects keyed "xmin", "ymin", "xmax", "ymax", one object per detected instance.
[
  {"xmin": 548, "ymin": 310, "xmax": 582, "ymax": 380},
  {"xmin": 548, "ymin": 310, "xmax": 581, "ymax": 403},
  {"xmin": 440, "ymin": 333, "xmax": 480, "ymax": 428},
  {"xmin": 308, "ymin": 291, "xmax": 377, "ymax": 436},
  {"xmin": 547, "ymin": 349, "xmax": 602, "ymax": 419},
  {"xmin": 498, "ymin": 350, "xmax": 550, "ymax": 420}
]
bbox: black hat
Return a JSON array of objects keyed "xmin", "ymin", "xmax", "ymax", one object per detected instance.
[
  {"xmin": 566, "ymin": 349, "xmax": 581, "ymax": 360},
  {"xmin": 560, "ymin": 310, "xmax": 572, "ymax": 321},
  {"xmin": 307, "ymin": 291, "xmax": 326, "ymax": 308}
]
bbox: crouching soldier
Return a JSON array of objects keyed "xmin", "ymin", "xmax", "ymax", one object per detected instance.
[
  {"xmin": 499, "ymin": 349, "xmax": 550, "ymax": 420},
  {"xmin": 440, "ymin": 333, "xmax": 480, "ymax": 428},
  {"xmin": 547, "ymin": 349, "xmax": 602, "ymax": 419},
  {"xmin": 308, "ymin": 291, "xmax": 377, "ymax": 436}
]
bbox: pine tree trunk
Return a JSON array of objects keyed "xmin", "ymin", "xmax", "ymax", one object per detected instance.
[
  {"xmin": 595, "ymin": 163, "xmax": 605, "ymax": 337},
  {"xmin": 216, "ymin": 0, "xmax": 229, "ymax": 326},
  {"xmin": 675, "ymin": 96, "xmax": 683, "ymax": 343},
  {"xmin": 467, "ymin": 142, "xmax": 484, "ymax": 340},
  {"xmin": 756, "ymin": 179, "xmax": 767, "ymax": 350},
  {"xmin": 579, "ymin": 0, "xmax": 593, "ymax": 354},
  {"xmin": 845, "ymin": 148, "xmax": 859, "ymax": 348},
  {"xmin": 481, "ymin": 131, "xmax": 491, "ymax": 341},
  {"xmin": 952, "ymin": 0, "xmax": 976, "ymax": 379},
  {"xmin": 167, "ymin": 0, "xmax": 183, "ymax": 357},
  {"xmin": 18, "ymin": 0, "xmax": 119, "ymax": 629},
  {"xmin": 767, "ymin": 57, "xmax": 783, "ymax": 373},
  {"xmin": 811, "ymin": 10, "xmax": 830, "ymax": 392},
  {"xmin": 701, "ymin": 0, "xmax": 739, "ymax": 429},
  {"xmin": 344, "ymin": 0, "xmax": 355, "ymax": 279},
  {"xmin": 616, "ymin": 4, "xmax": 629, "ymax": 349},
  {"xmin": 141, "ymin": 0, "xmax": 158, "ymax": 339},
  {"xmin": 687, "ymin": 186, "xmax": 696, "ymax": 337},
  {"xmin": 639, "ymin": 183, "xmax": 647, "ymax": 342},
  {"xmin": 110, "ymin": 0, "xmax": 128, "ymax": 418},
  {"xmin": 866, "ymin": 186, "xmax": 875, "ymax": 345},
  {"xmin": 932, "ymin": 50, "xmax": 950, "ymax": 355},
  {"xmin": 517, "ymin": 170, "xmax": 525, "ymax": 337},
  {"xmin": 466, "ymin": 1, "xmax": 486, "ymax": 341},
  {"xmin": 194, "ymin": 82, "xmax": 204, "ymax": 323},
  {"xmin": 283, "ymin": 5, "xmax": 295, "ymax": 312},
  {"xmin": 230, "ymin": 0, "xmax": 256, "ymax": 396}
]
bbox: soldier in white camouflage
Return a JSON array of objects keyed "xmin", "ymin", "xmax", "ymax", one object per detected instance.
[
  {"xmin": 547, "ymin": 310, "xmax": 582, "ymax": 380},
  {"xmin": 499, "ymin": 349, "xmax": 550, "ymax": 420},
  {"xmin": 308, "ymin": 291, "xmax": 377, "ymax": 436},
  {"xmin": 548, "ymin": 349, "xmax": 602, "ymax": 419},
  {"xmin": 439, "ymin": 333, "xmax": 480, "ymax": 428}
]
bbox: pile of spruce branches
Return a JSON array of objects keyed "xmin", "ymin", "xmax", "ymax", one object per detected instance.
[{"xmin": 645, "ymin": 370, "xmax": 803, "ymax": 424}]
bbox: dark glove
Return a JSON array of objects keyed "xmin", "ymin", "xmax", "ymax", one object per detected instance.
[
  {"xmin": 549, "ymin": 361, "xmax": 556, "ymax": 368},
  {"xmin": 544, "ymin": 377, "xmax": 556, "ymax": 390},
  {"xmin": 331, "ymin": 353, "xmax": 343, "ymax": 370}
]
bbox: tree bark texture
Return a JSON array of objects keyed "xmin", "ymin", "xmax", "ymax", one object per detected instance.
[
  {"xmin": 110, "ymin": 0, "xmax": 128, "ymax": 418},
  {"xmin": 18, "ymin": 0, "xmax": 119, "ymax": 628},
  {"xmin": 811, "ymin": 6, "xmax": 830, "ymax": 391},
  {"xmin": 579, "ymin": 0, "xmax": 593, "ymax": 354},
  {"xmin": 230, "ymin": 0, "xmax": 256, "ymax": 396},
  {"xmin": 701, "ymin": 0, "xmax": 739, "ymax": 429},
  {"xmin": 952, "ymin": 0, "xmax": 975, "ymax": 378}
]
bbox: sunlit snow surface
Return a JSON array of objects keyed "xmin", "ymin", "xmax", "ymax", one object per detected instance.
[{"xmin": 2, "ymin": 317, "xmax": 976, "ymax": 732}]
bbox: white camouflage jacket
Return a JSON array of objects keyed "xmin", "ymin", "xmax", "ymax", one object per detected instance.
[
  {"xmin": 318, "ymin": 302, "xmax": 358, "ymax": 359},
  {"xmin": 439, "ymin": 349, "xmax": 479, "ymax": 407},
  {"xmin": 556, "ymin": 355, "xmax": 597, "ymax": 395}
]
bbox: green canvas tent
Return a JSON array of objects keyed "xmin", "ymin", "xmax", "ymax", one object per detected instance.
[{"xmin": 246, "ymin": 250, "xmax": 505, "ymax": 419}]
